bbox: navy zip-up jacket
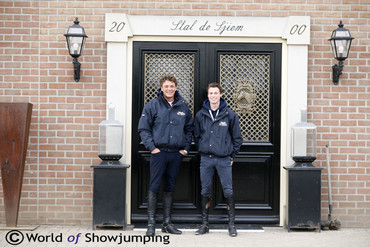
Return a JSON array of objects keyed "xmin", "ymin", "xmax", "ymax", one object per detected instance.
[
  {"xmin": 194, "ymin": 98, "xmax": 242, "ymax": 158},
  {"xmin": 138, "ymin": 90, "xmax": 193, "ymax": 152}
]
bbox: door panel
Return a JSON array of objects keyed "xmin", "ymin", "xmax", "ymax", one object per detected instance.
[
  {"xmin": 131, "ymin": 42, "xmax": 281, "ymax": 224},
  {"xmin": 205, "ymin": 43, "xmax": 281, "ymax": 222},
  {"xmin": 135, "ymin": 152, "xmax": 199, "ymax": 209},
  {"xmin": 220, "ymin": 155, "xmax": 273, "ymax": 207}
]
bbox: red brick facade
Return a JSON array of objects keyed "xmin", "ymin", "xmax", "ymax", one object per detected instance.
[{"xmin": 0, "ymin": 1, "xmax": 369, "ymax": 227}]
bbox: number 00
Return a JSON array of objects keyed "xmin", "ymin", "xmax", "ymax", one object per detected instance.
[{"xmin": 290, "ymin": 24, "xmax": 306, "ymax": 35}]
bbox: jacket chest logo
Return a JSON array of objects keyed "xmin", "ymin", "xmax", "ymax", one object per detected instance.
[
  {"xmin": 219, "ymin": 121, "xmax": 228, "ymax": 127},
  {"xmin": 177, "ymin": 111, "xmax": 185, "ymax": 116}
]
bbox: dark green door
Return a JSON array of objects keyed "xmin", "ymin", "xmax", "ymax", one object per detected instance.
[{"xmin": 131, "ymin": 42, "xmax": 281, "ymax": 224}]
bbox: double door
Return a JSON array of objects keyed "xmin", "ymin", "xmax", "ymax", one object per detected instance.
[{"xmin": 131, "ymin": 42, "xmax": 281, "ymax": 224}]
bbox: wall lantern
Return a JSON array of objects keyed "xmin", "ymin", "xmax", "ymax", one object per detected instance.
[
  {"xmin": 64, "ymin": 18, "xmax": 88, "ymax": 82},
  {"xmin": 98, "ymin": 105, "xmax": 124, "ymax": 165},
  {"xmin": 329, "ymin": 21, "xmax": 354, "ymax": 85}
]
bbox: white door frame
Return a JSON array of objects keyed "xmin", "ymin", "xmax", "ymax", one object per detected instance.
[{"xmin": 104, "ymin": 14, "xmax": 311, "ymax": 226}]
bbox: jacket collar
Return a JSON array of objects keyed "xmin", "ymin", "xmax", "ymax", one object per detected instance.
[
  {"xmin": 157, "ymin": 89, "xmax": 182, "ymax": 106},
  {"xmin": 201, "ymin": 105, "xmax": 228, "ymax": 120},
  {"xmin": 202, "ymin": 98, "xmax": 227, "ymax": 111}
]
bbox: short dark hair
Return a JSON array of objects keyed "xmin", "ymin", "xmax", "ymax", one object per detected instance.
[
  {"xmin": 207, "ymin": 82, "xmax": 223, "ymax": 94},
  {"xmin": 160, "ymin": 75, "xmax": 178, "ymax": 87}
]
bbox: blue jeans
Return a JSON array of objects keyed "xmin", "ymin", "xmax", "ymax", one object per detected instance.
[
  {"xmin": 149, "ymin": 151, "xmax": 183, "ymax": 193},
  {"xmin": 200, "ymin": 155, "xmax": 233, "ymax": 198}
]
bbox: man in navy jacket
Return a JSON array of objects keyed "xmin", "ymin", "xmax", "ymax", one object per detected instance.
[
  {"xmin": 194, "ymin": 82, "xmax": 242, "ymax": 237},
  {"xmin": 138, "ymin": 75, "xmax": 193, "ymax": 236}
]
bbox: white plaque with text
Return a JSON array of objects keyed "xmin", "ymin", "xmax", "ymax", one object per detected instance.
[{"xmin": 105, "ymin": 14, "xmax": 310, "ymax": 44}]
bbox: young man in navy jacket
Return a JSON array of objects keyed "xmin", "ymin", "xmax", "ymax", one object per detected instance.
[
  {"xmin": 138, "ymin": 75, "xmax": 193, "ymax": 236},
  {"xmin": 194, "ymin": 82, "xmax": 242, "ymax": 237}
]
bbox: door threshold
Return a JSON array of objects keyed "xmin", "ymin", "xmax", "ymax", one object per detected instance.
[{"xmin": 133, "ymin": 224, "xmax": 264, "ymax": 232}]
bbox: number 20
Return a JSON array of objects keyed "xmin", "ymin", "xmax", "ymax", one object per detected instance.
[{"xmin": 109, "ymin": 22, "xmax": 125, "ymax": 32}]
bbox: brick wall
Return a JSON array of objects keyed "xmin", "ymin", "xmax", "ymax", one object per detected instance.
[{"xmin": 0, "ymin": 0, "xmax": 369, "ymax": 227}]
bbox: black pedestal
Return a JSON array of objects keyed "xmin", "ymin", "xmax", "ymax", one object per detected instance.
[
  {"xmin": 284, "ymin": 165, "xmax": 323, "ymax": 232},
  {"xmin": 92, "ymin": 162, "xmax": 130, "ymax": 229}
]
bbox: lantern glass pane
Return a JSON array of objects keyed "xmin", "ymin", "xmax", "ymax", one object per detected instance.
[
  {"xmin": 336, "ymin": 39, "xmax": 346, "ymax": 58},
  {"xmin": 344, "ymin": 39, "xmax": 351, "ymax": 58},
  {"xmin": 67, "ymin": 36, "xmax": 83, "ymax": 56},
  {"xmin": 68, "ymin": 27, "xmax": 84, "ymax": 35},
  {"xmin": 335, "ymin": 39, "xmax": 350, "ymax": 59},
  {"xmin": 99, "ymin": 124, "xmax": 123, "ymax": 159},
  {"xmin": 291, "ymin": 123, "xmax": 317, "ymax": 159},
  {"xmin": 330, "ymin": 39, "xmax": 337, "ymax": 58},
  {"xmin": 335, "ymin": 30, "xmax": 350, "ymax": 38}
]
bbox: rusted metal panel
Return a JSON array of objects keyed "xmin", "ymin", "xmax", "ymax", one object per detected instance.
[{"xmin": 0, "ymin": 102, "xmax": 33, "ymax": 227}]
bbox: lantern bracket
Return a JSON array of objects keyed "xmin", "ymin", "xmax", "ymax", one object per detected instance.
[{"xmin": 332, "ymin": 60, "xmax": 344, "ymax": 85}]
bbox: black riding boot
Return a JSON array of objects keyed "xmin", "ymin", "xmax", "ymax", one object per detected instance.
[
  {"xmin": 226, "ymin": 196, "xmax": 237, "ymax": 237},
  {"xmin": 146, "ymin": 191, "xmax": 157, "ymax": 236},
  {"xmin": 161, "ymin": 192, "xmax": 182, "ymax": 234},
  {"xmin": 195, "ymin": 196, "xmax": 210, "ymax": 235}
]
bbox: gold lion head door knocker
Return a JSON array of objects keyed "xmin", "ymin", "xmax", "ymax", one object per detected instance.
[{"xmin": 234, "ymin": 80, "xmax": 256, "ymax": 115}]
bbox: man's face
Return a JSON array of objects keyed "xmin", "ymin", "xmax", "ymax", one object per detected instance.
[
  {"xmin": 161, "ymin": 80, "xmax": 177, "ymax": 101},
  {"xmin": 208, "ymin": 87, "xmax": 222, "ymax": 105}
]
